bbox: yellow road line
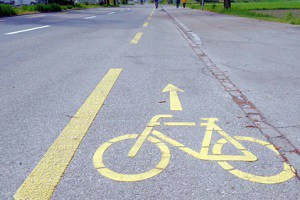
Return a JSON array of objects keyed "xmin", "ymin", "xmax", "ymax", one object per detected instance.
[
  {"xmin": 130, "ymin": 32, "xmax": 143, "ymax": 44},
  {"xmin": 14, "ymin": 68, "xmax": 122, "ymax": 200},
  {"xmin": 143, "ymin": 22, "xmax": 149, "ymax": 27},
  {"xmin": 164, "ymin": 122, "xmax": 196, "ymax": 126}
]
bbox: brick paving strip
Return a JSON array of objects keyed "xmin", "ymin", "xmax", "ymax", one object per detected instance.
[{"xmin": 162, "ymin": 6, "xmax": 300, "ymax": 177}]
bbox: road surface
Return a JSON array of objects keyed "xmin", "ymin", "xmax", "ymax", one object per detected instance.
[{"xmin": 0, "ymin": 4, "xmax": 299, "ymax": 199}]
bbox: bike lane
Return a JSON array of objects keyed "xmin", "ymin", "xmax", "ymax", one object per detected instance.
[{"xmin": 47, "ymin": 6, "xmax": 298, "ymax": 199}]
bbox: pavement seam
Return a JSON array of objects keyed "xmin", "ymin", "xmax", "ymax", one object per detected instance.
[{"xmin": 162, "ymin": 6, "xmax": 300, "ymax": 178}]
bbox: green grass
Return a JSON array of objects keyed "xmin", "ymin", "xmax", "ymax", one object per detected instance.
[
  {"xmin": 188, "ymin": 1, "xmax": 300, "ymax": 25},
  {"xmin": 231, "ymin": 2, "xmax": 300, "ymax": 10},
  {"xmin": 161, "ymin": 0, "xmax": 169, "ymax": 4}
]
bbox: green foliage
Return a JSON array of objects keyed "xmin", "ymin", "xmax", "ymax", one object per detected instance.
[
  {"xmin": 284, "ymin": 11, "xmax": 293, "ymax": 20},
  {"xmin": 48, "ymin": 0, "xmax": 70, "ymax": 6},
  {"xmin": 2, "ymin": 2, "xmax": 124, "ymax": 17},
  {"xmin": 74, "ymin": 2, "xmax": 85, "ymax": 8},
  {"xmin": 21, "ymin": 5, "xmax": 37, "ymax": 12},
  {"xmin": 283, "ymin": 11, "xmax": 300, "ymax": 24},
  {"xmin": 0, "ymin": 4, "xmax": 17, "ymax": 17},
  {"xmin": 36, "ymin": 3, "xmax": 62, "ymax": 12}
]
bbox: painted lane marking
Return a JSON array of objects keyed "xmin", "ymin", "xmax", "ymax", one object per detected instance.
[
  {"xmin": 94, "ymin": 134, "xmax": 171, "ymax": 182},
  {"xmin": 84, "ymin": 16, "xmax": 96, "ymax": 19},
  {"xmin": 108, "ymin": 12, "xmax": 114, "ymax": 15},
  {"xmin": 143, "ymin": 22, "xmax": 149, "ymax": 27},
  {"xmin": 164, "ymin": 122, "xmax": 196, "ymax": 126},
  {"xmin": 93, "ymin": 115, "xmax": 295, "ymax": 183},
  {"xmin": 148, "ymin": 17, "xmax": 151, "ymax": 20},
  {"xmin": 14, "ymin": 68, "xmax": 122, "ymax": 200},
  {"xmin": 130, "ymin": 32, "xmax": 143, "ymax": 44},
  {"xmin": 0, "ymin": 19, "xmax": 4, "ymax": 22},
  {"xmin": 162, "ymin": 84, "xmax": 184, "ymax": 111},
  {"xmin": 26, "ymin": 14, "xmax": 45, "ymax": 19},
  {"xmin": 121, "ymin": 10, "xmax": 124, "ymax": 12},
  {"xmin": 4, "ymin": 25, "xmax": 50, "ymax": 35}
]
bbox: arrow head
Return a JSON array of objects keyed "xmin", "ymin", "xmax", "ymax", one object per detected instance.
[{"xmin": 162, "ymin": 84, "xmax": 184, "ymax": 92}]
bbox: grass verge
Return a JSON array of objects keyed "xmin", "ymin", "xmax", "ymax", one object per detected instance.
[{"xmin": 188, "ymin": 1, "xmax": 300, "ymax": 25}]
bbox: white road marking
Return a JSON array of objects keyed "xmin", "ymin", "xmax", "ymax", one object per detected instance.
[
  {"xmin": 84, "ymin": 16, "xmax": 96, "ymax": 19},
  {"xmin": 26, "ymin": 14, "xmax": 45, "ymax": 19},
  {"xmin": 108, "ymin": 12, "xmax": 114, "ymax": 15},
  {"xmin": 120, "ymin": 10, "xmax": 124, "ymax": 12},
  {"xmin": 5, "ymin": 25, "xmax": 50, "ymax": 35},
  {"xmin": 0, "ymin": 19, "xmax": 5, "ymax": 22}
]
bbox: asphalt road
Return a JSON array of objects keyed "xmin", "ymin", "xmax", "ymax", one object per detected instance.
[{"xmin": 0, "ymin": 4, "xmax": 299, "ymax": 200}]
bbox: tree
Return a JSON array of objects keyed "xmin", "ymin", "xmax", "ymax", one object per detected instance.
[{"xmin": 224, "ymin": 0, "xmax": 231, "ymax": 9}]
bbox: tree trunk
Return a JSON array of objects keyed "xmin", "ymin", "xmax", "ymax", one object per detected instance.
[{"xmin": 224, "ymin": 0, "xmax": 231, "ymax": 9}]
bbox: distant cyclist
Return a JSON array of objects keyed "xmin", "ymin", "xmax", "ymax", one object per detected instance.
[{"xmin": 154, "ymin": 0, "xmax": 158, "ymax": 9}]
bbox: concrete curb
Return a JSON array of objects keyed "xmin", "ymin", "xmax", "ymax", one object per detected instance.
[{"xmin": 162, "ymin": 7, "xmax": 202, "ymax": 45}]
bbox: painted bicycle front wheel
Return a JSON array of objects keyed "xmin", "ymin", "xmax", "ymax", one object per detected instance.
[
  {"xmin": 93, "ymin": 134, "xmax": 171, "ymax": 182},
  {"xmin": 213, "ymin": 136, "xmax": 295, "ymax": 184}
]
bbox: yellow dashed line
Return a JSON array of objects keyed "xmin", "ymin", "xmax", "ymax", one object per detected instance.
[
  {"xmin": 131, "ymin": 32, "xmax": 143, "ymax": 44},
  {"xmin": 143, "ymin": 22, "xmax": 149, "ymax": 27}
]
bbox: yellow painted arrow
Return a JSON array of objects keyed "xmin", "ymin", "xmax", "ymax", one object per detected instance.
[{"xmin": 162, "ymin": 84, "xmax": 184, "ymax": 111}]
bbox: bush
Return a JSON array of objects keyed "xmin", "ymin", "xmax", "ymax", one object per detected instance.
[
  {"xmin": 74, "ymin": 2, "xmax": 84, "ymax": 8},
  {"xmin": 36, "ymin": 3, "xmax": 62, "ymax": 12},
  {"xmin": 0, "ymin": 4, "xmax": 17, "ymax": 17},
  {"xmin": 48, "ymin": 0, "xmax": 70, "ymax": 6},
  {"xmin": 20, "ymin": 5, "xmax": 37, "ymax": 12}
]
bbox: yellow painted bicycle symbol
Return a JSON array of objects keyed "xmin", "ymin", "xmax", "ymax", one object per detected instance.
[{"xmin": 93, "ymin": 115, "xmax": 295, "ymax": 184}]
